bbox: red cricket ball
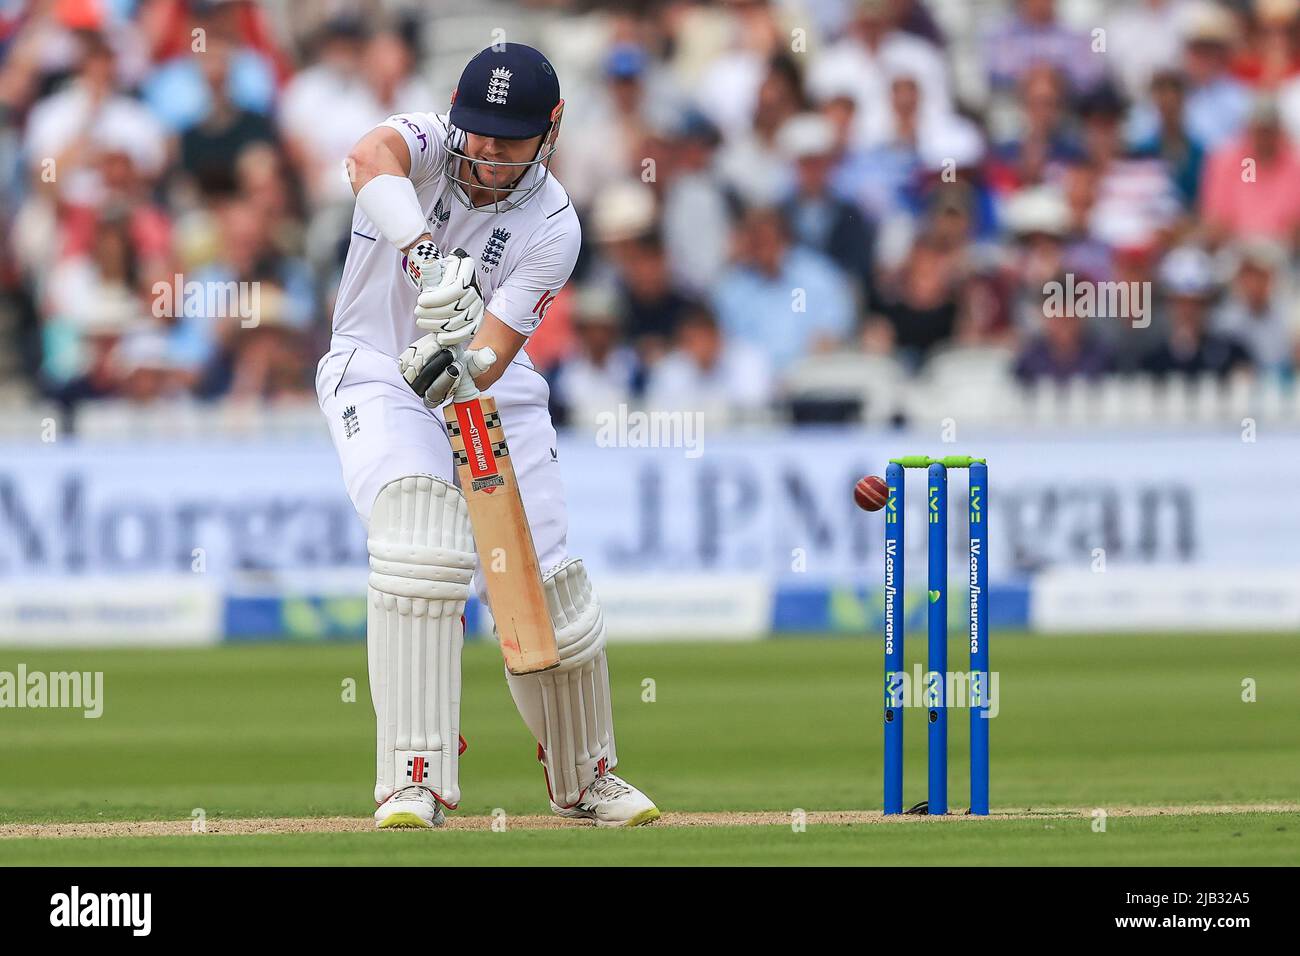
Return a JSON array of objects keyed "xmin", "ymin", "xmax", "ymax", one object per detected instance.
[{"xmin": 854, "ymin": 475, "xmax": 889, "ymax": 512}]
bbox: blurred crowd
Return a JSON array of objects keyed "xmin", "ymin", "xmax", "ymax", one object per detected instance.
[{"xmin": 3, "ymin": 0, "xmax": 1300, "ymax": 427}]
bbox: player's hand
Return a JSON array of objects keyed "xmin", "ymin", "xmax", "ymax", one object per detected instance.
[
  {"xmin": 398, "ymin": 332, "xmax": 447, "ymax": 391},
  {"xmin": 399, "ymin": 335, "xmax": 496, "ymax": 407},
  {"xmin": 421, "ymin": 347, "xmax": 497, "ymax": 409},
  {"xmin": 414, "ymin": 249, "xmax": 484, "ymax": 345},
  {"xmin": 401, "ymin": 237, "xmax": 444, "ymax": 290}
]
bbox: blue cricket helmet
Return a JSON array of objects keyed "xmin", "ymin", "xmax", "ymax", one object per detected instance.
[
  {"xmin": 450, "ymin": 43, "xmax": 561, "ymax": 139},
  {"xmin": 443, "ymin": 43, "xmax": 565, "ymax": 212}
]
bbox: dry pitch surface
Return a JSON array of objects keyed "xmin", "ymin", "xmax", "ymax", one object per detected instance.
[{"xmin": 3, "ymin": 803, "xmax": 1296, "ymax": 839}]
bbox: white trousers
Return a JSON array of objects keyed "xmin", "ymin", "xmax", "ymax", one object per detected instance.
[
  {"xmin": 316, "ymin": 345, "xmax": 570, "ymax": 599},
  {"xmin": 318, "ymin": 345, "xmax": 619, "ymax": 803}
]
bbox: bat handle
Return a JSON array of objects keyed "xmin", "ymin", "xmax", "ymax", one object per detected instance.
[
  {"xmin": 452, "ymin": 344, "xmax": 495, "ymax": 403},
  {"xmin": 453, "ymin": 364, "xmax": 480, "ymax": 403},
  {"xmin": 408, "ymin": 346, "xmax": 456, "ymax": 397}
]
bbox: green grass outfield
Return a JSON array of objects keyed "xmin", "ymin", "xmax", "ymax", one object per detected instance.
[{"xmin": 1, "ymin": 633, "xmax": 1298, "ymax": 865}]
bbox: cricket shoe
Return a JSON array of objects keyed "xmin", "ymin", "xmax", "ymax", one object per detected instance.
[
  {"xmin": 550, "ymin": 772, "xmax": 660, "ymax": 828},
  {"xmin": 375, "ymin": 785, "xmax": 446, "ymax": 829}
]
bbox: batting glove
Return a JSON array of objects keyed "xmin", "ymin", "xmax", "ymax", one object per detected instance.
[
  {"xmin": 399, "ymin": 335, "xmax": 497, "ymax": 408},
  {"xmin": 401, "ymin": 238, "xmax": 445, "ymax": 291},
  {"xmin": 414, "ymin": 249, "xmax": 484, "ymax": 346}
]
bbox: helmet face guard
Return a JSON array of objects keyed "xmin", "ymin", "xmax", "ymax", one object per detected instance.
[{"xmin": 443, "ymin": 100, "xmax": 564, "ymax": 213}]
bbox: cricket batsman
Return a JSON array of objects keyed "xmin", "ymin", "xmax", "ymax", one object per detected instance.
[{"xmin": 315, "ymin": 43, "xmax": 659, "ymax": 828}]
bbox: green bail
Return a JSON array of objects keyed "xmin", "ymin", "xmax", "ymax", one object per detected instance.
[{"xmin": 888, "ymin": 455, "xmax": 987, "ymax": 469}]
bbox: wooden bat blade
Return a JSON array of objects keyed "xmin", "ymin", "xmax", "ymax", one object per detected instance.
[{"xmin": 445, "ymin": 395, "xmax": 559, "ymax": 675}]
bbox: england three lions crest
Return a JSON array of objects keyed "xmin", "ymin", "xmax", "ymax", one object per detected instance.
[
  {"xmin": 481, "ymin": 228, "xmax": 511, "ymax": 270},
  {"xmin": 486, "ymin": 67, "xmax": 512, "ymax": 105}
]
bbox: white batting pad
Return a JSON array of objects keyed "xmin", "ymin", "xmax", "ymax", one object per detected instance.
[
  {"xmin": 368, "ymin": 475, "xmax": 476, "ymax": 807},
  {"xmin": 505, "ymin": 558, "xmax": 617, "ymax": 806}
]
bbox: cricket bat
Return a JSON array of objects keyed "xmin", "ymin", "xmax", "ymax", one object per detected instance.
[{"xmin": 417, "ymin": 347, "xmax": 560, "ymax": 675}]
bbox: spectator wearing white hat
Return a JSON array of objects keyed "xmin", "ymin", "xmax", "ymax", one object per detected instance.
[
  {"xmin": 1175, "ymin": 1, "xmax": 1253, "ymax": 150},
  {"xmin": 115, "ymin": 330, "xmax": 188, "ymax": 405},
  {"xmin": 1002, "ymin": 185, "xmax": 1071, "ymax": 335},
  {"xmin": 590, "ymin": 179, "xmax": 658, "ymax": 248},
  {"xmin": 777, "ymin": 112, "xmax": 877, "ymax": 305},
  {"xmin": 1143, "ymin": 245, "xmax": 1252, "ymax": 377},
  {"xmin": 49, "ymin": 279, "xmax": 142, "ymax": 409},
  {"xmin": 590, "ymin": 184, "xmax": 698, "ymax": 365},
  {"xmin": 1213, "ymin": 237, "xmax": 1298, "ymax": 375}
]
